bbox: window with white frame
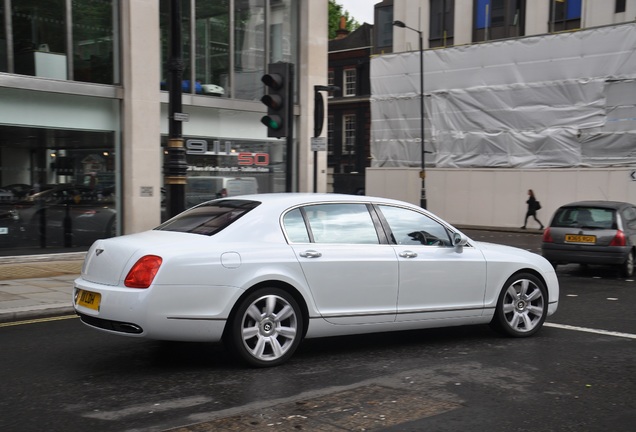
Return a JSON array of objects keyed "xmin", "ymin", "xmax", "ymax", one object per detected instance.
[
  {"xmin": 344, "ymin": 69, "xmax": 356, "ymax": 96},
  {"xmin": 343, "ymin": 115, "xmax": 356, "ymax": 154}
]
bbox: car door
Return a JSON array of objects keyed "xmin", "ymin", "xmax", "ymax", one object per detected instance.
[
  {"xmin": 376, "ymin": 205, "xmax": 487, "ymax": 322},
  {"xmin": 283, "ymin": 203, "xmax": 398, "ymax": 324}
]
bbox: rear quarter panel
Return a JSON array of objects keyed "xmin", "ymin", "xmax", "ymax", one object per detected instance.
[{"xmin": 153, "ymin": 242, "xmax": 318, "ymax": 318}]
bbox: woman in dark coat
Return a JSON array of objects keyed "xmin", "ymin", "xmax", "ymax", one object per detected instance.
[{"xmin": 521, "ymin": 189, "xmax": 543, "ymax": 229}]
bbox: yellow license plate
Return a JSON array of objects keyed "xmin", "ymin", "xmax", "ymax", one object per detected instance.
[
  {"xmin": 76, "ymin": 289, "xmax": 101, "ymax": 311},
  {"xmin": 565, "ymin": 234, "xmax": 596, "ymax": 244}
]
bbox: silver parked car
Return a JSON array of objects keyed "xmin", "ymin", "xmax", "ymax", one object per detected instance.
[{"xmin": 541, "ymin": 201, "xmax": 636, "ymax": 276}]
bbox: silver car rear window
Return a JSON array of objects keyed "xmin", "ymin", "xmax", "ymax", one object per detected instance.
[{"xmin": 552, "ymin": 207, "xmax": 617, "ymax": 229}]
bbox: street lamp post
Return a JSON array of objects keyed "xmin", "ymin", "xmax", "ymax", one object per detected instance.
[
  {"xmin": 164, "ymin": 0, "xmax": 188, "ymax": 218},
  {"xmin": 393, "ymin": 19, "xmax": 426, "ymax": 209}
]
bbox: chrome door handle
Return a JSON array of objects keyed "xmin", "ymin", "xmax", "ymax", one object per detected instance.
[
  {"xmin": 300, "ymin": 250, "xmax": 322, "ymax": 258},
  {"xmin": 399, "ymin": 251, "xmax": 418, "ymax": 258}
]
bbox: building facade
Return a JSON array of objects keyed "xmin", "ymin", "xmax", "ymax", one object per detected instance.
[
  {"xmin": 391, "ymin": 0, "xmax": 636, "ymax": 52},
  {"xmin": 368, "ymin": 0, "xmax": 636, "ymax": 228},
  {"xmin": 327, "ymin": 22, "xmax": 373, "ymax": 195},
  {"xmin": 0, "ymin": 0, "xmax": 328, "ymax": 256}
]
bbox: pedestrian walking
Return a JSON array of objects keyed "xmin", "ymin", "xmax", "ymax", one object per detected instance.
[{"xmin": 521, "ymin": 189, "xmax": 544, "ymax": 229}]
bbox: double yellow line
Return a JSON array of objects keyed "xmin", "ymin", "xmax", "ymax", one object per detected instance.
[{"xmin": 0, "ymin": 315, "xmax": 78, "ymax": 328}]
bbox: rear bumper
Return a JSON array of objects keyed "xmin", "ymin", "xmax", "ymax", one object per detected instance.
[
  {"xmin": 541, "ymin": 243, "xmax": 630, "ymax": 265},
  {"xmin": 73, "ymin": 278, "xmax": 241, "ymax": 342}
]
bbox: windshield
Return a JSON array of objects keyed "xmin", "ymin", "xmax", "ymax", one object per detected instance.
[{"xmin": 155, "ymin": 199, "xmax": 260, "ymax": 236}]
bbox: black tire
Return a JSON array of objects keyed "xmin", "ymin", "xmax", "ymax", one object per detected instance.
[
  {"xmin": 226, "ymin": 287, "xmax": 304, "ymax": 367},
  {"xmin": 490, "ymin": 272, "xmax": 548, "ymax": 337},
  {"xmin": 619, "ymin": 250, "xmax": 634, "ymax": 278}
]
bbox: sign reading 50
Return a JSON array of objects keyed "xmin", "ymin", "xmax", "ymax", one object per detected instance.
[
  {"xmin": 237, "ymin": 153, "xmax": 269, "ymax": 166},
  {"xmin": 185, "ymin": 139, "xmax": 269, "ymax": 166}
]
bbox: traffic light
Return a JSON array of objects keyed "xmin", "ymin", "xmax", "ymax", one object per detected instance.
[{"xmin": 261, "ymin": 62, "xmax": 291, "ymax": 138}]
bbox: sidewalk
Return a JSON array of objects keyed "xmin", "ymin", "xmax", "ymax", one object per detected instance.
[
  {"xmin": 0, "ymin": 253, "xmax": 84, "ymax": 323},
  {"xmin": 0, "ymin": 226, "xmax": 543, "ymax": 323}
]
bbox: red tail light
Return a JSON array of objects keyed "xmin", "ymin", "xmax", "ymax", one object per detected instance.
[
  {"xmin": 542, "ymin": 228, "xmax": 553, "ymax": 243},
  {"xmin": 125, "ymin": 255, "xmax": 163, "ymax": 288},
  {"xmin": 609, "ymin": 230, "xmax": 626, "ymax": 247}
]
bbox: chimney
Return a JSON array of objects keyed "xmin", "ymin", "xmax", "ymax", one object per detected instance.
[{"xmin": 335, "ymin": 15, "xmax": 350, "ymax": 39}]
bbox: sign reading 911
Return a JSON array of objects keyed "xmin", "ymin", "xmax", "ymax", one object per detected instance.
[{"xmin": 185, "ymin": 139, "xmax": 270, "ymax": 167}]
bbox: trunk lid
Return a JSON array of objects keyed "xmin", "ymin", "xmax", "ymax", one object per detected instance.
[{"xmin": 81, "ymin": 230, "xmax": 213, "ymax": 285}]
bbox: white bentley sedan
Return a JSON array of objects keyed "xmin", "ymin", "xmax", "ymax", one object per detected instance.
[{"xmin": 73, "ymin": 193, "xmax": 559, "ymax": 367}]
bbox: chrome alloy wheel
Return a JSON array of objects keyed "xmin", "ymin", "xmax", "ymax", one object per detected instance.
[
  {"xmin": 501, "ymin": 277, "xmax": 546, "ymax": 334},
  {"xmin": 239, "ymin": 293, "xmax": 299, "ymax": 363}
]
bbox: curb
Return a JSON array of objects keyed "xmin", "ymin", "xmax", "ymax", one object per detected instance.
[
  {"xmin": 0, "ymin": 252, "xmax": 86, "ymax": 265},
  {"xmin": 0, "ymin": 305, "xmax": 75, "ymax": 324},
  {"xmin": 456, "ymin": 225, "xmax": 545, "ymax": 235}
]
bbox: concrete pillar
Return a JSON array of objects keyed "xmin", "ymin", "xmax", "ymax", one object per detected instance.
[
  {"xmin": 120, "ymin": 0, "xmax": 162, "ymax": 233},
  {"xmin": 298, "ymin": 0, "xmax": 328, "ymax": 193}
]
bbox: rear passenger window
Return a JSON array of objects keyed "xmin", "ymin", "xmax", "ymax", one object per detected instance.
[
  {"xmin": 298, "ymin": 203, "xmax": 380, "ymax": 244},
  {"xmin": 283, "ymin": 208, "xmax": 310, "ymax": 243}
]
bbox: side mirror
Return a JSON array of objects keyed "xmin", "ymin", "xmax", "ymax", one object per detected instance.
[{"xmin": 452, "ymin": 232, "xmax": 468, "ymax": 253}]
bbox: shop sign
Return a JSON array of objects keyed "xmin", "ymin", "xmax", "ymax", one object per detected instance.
[
  {"xmin": 185, "ymin": 139, "xmax": 270, "ymax": 167},
  {"xmin": 238, "ymin": 153, "xmax": 269, "ymax": 166},
  {"xmin": 185, "ymin": 139, "xmax": 235, "ymax": 155}
]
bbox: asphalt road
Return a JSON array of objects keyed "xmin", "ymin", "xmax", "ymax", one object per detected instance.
[{"xmin": 1, "ymin": 230, "xmax": 634, "ymax": 432}]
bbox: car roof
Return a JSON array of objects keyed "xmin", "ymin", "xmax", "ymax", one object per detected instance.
[
  {"xmin": 216, "ymin": 193, "xmax": 417, "ymax": 210},
  {"xmin": 558, "ymin": 200, "xmax": 633, "ymax": 210}
]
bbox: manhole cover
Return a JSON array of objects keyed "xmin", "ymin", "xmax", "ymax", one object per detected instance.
[{"xmin": 170, "ymin": 384, "xmax": 459, "ymax": 431}]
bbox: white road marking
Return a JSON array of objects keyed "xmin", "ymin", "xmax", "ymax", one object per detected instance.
[
  {"xmin": 81, "ymin": 396, "xmax": 213, "ymax": 420},
  {"xmin": 545, "ymin": 322, "xmax": 636, "ymax": 340}
]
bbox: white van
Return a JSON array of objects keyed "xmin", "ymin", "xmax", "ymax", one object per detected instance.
[{"xmin": 186, "ymin": 176, "xmax": 258, "ymax": 206}]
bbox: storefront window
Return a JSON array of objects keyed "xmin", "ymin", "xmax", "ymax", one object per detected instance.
[
  {"xmin": 8, "ymin": 0, "xmax": 118, "ymax": 83},
  {"xmin": 234, "ymin": 0, "xmax": 265, "ymax": 100},
  {"xmin": 269, "ymin": 0, "xmax": 296, "ymax": 64},
  {"xmin": 160, "ymin": 0, "xmax": 297, "ymax": 100},
  {"xmin": 72, "ymin": 0, "xmax": 119, "ymax": 84},
  {"xmin": 160, "ymin": 135, "xmax": 285, "ymax": 217},
  {"xmin": 12, "ymin": 0, "xmax": 67, "ymax": 79},
  {"xmin": 195, "ymin": 0, "xmax": 230, "ymax": 98},
  {"xmin": 269, "ymin": 0, "xmax": 297, "ymax": 102},
  {"xmin": 0, "ymin": 125, "xmax": 117, "ymax": 256}
]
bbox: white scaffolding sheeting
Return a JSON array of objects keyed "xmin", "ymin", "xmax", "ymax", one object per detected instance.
[{"xmin": 371, "ymin": 23, "xmax": 636, "ymax": 168}]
